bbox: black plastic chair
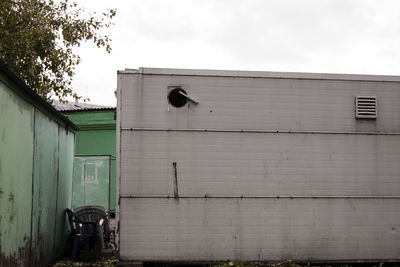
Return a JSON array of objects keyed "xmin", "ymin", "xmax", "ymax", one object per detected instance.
[
  {"xmin": 65, "ymin": 208, "xmax": 102, "ymax": 261},
  {"xmin": 74, "ymin": 205, "xmax": 110, "ymax": 246}
]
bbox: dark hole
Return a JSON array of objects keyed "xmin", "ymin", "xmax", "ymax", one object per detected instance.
[
  {"xmin": 109, "ymin": 211, "xmax": 115, "ymax": 219},
  {"xmin": 168, "ymin": 88, "xmax": 187, "ymax": 108}
]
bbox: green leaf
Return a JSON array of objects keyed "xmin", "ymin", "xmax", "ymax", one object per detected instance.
[{"xmin": 0, "ymin": 0, "xmax": 116, "ymax": 101}]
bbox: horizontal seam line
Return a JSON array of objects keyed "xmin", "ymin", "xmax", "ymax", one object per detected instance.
[
  {"xmin": 119, "ymin": 195, "xmax": 400, "ymax": 199},
  {"xmin": 120, "ymin": 128, "xmax": 400, "ymax": 135}
]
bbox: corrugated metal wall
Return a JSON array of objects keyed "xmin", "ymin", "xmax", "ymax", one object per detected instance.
[
  {"xmin": 54, "ymin": 129, "xmax": 75, "ymax": 260},
  {"xmin": 0, "ymin": 78, "xmax": 74, "ymax": 266},
  {"xmin": 117, "ymin": 69, "xmax": 400, "ymax": 262},
  {"xmin": 0, "ymin": 80, "xmax": 34, "ymax": 266}
]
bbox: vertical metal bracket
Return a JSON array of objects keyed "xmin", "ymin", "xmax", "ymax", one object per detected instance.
[{"xmin": 172, "ymin": 162, "xmax": 179, "ymax": 198}]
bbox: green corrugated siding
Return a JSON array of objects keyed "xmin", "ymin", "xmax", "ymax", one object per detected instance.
[
  {"xmin": 0, "ymin": 81, "xmax": 34, "ymax": 267},
  {"xmin": 0, "ymin": 76, "xmax": 75, "ymax": 266},
  {"xmin": 31, "ymin": 110, "xmax": 59, "ymax": 266},
  {"xmin": 54, "ymin": 129, "xmax": 74, "ymax": 259}
]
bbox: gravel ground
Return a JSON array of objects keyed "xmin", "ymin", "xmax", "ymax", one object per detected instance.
[
  {"xmin": 53, "ymin": 259, "xmax": 389, "ymax": 267},
  {"xmin": 53, "ymin": 256, "xmax": 118, "ymax": 267}
]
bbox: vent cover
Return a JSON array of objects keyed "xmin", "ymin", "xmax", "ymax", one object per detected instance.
[{"xmin": 355, "ymin": 96, "xmax": 377, "ymax": 119}]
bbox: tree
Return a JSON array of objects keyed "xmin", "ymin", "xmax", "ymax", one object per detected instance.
[{"xmin": 0, "ymin": 0, "xmax": 116, "ymax": 101}]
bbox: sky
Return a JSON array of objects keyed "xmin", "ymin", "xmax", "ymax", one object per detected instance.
[{"xmin": 71, "ymin": 0, "xmax": 400, "ymax": 106}]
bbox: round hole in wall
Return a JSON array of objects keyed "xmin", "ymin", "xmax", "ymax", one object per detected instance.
[{"xmin": 168, "ymin": 88, "xmax": 188, "ymax": 108}]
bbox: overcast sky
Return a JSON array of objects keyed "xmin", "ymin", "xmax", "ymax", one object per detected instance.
[{"xmin": 71, "ymin": 0, "xmax": 400, "ymax": 106}]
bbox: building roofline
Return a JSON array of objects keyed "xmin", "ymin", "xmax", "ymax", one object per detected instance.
[
  {"xmin": 118, "ymin": 67, "xmax": 400, "ymax": 83},
  {"xmin": 53, "ymin": 101, "xmax": 115, "ymax": 112},
  {"xmin": 62, "ymin": 107, "xmax": 116, "ymax": 112},
  {"xmin": 0, "ymin": 60, "xmax": 79, "ymax": 132}
]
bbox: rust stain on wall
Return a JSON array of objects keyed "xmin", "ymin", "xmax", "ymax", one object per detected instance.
[
  {"xmin": 31, "ymin": 233, "xmax": 45, "ymax": 267},
  {"xmin": 8, "ymin": 193, "xmax": 14, "ymax": 203},
  {"xmin": 0, "ymin": 235, "xmax": 30, "ymax": 267}
]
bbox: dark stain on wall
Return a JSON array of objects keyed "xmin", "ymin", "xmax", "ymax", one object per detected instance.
[
  {"xmin": 8, "ymin": 193, "xmax": 14, "ymax": 203},
  {"xmin": 0, "ymin": 235, "xmax": 31, "ymax": 267}
]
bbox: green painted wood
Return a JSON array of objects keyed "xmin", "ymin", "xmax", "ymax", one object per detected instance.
[
  {"xmin": 64, "ymin": 110, "xmax": 115, "ymax": 130},
  {"xmin": 31, "ymin": 110, "xmax": 59, "ymax": 266},
  {"xmin": 0, "ymin": 81, "xmax": 34, "ymax": 267},
  {"xmin": 75, "ymin": 129, "xmax": 115, "ymax": 156}
]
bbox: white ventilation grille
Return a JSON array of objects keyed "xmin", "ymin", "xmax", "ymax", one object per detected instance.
[{"xmin": 355, "ymin": 96, "xmax": 377, "ymax": 119}]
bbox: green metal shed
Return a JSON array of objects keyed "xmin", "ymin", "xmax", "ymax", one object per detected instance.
[{"xmin": 0, "ymin": 61, "xmax": 78, "ymax": 266}]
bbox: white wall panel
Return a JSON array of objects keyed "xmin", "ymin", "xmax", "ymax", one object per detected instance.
[
  {"xmin": 120, "ymin": 198, "xmax": 400, "ymax": 261},
  {"xmin": 121, "ymin": 131, "xmax": 400, "ymax": 196},
  {"xmin": 117, "ymin": 69, "xmax": 400, "ymax": 262},
  {"xmin": 120, "ymin": 74, "xmax": 400, "ymax": 132}
]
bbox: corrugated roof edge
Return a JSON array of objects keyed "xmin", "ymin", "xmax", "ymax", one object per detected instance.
[
  {"xmin": 118, "ymin": 67, "xmax": 400, "ymax": 83},
  {"xmin": 0, "ymin": 60, "xmax": 79, "ymax": 132},
  {"xmin": 53, "ymin": 101, "xmax": 115, "ymax": 112},
  {"xmin": 61, "ymin": 107, "xmax": 116, "ymax": 112}
]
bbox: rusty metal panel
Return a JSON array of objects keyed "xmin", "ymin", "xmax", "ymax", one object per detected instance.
[
  {"xmin": 31, "ymin": 110, "xmax": 59, "ymax": 266},
  {"xmin": 0, "ymin": 81, "xmax": 34, "ymax": 267},
  {"xmin": 54, "ymin": 128, "xmax": 74, "ymax": 259},
  {"xmin": 120, "ymin": 198, "xmax": 400, "ymax": 261}
]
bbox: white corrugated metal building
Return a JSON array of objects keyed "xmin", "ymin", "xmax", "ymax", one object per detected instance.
[{"xmin": 116, "ymin": 68, "xmax": 400, "ymax": 263}]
